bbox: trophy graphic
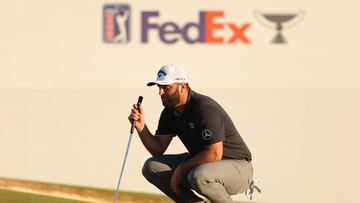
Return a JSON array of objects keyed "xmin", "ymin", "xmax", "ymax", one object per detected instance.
[{"xmin": 254, "ymin": 11, "xmax": 305, "ymax": 44}]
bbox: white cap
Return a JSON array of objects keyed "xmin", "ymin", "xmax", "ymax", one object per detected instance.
[{"xmin": 147, "ymin": 64, "xmax": 188, "ymax": 86}]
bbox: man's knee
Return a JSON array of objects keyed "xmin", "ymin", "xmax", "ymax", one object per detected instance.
[
  {"xmin": 142, "ymin": 157, "xmax": 156, "ymax": 178},
  {"xmin": 142, "ymin": 157, "xmax": 172, "ymax": 180},
  {"xmin": 187, "ymin": 166, "xmax": 212, "ymax": 192}
]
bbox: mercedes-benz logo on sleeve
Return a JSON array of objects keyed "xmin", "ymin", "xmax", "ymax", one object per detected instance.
[{"xmin": 202, "ymin": 129, "xmax": 213, "ymax": 141}]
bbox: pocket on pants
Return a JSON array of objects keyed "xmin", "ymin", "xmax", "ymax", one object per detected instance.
[{"xmin": 235, "ymin": 160, "xmax": 253, "ymax": 194}]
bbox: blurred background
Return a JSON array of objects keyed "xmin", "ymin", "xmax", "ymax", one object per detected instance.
[{"xmin": 1, "ymin": 0, "xmax": 359, "ymax": 202}]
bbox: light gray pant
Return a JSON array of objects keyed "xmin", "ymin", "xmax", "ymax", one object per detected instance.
[{"xmin": 142, "ymin": 153, "xmax": 253, "ymax": 203}]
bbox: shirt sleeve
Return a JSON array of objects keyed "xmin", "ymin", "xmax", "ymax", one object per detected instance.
[
  {"xmin": 155, "ymin": 108, "xmax": 175, "ymax": 136},
  {"xmin": 198, "ymin": 105, "xmax": 225, "ymax": 146}
]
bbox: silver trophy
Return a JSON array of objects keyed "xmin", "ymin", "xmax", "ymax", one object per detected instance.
[{"xmin": 255, "ymin": 11, "xmax": 305, "ymax": 44}]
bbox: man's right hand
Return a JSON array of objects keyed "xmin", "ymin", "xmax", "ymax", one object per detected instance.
[
  {"xmin": 128, "ymin": 103, "xmax": 145, "ymax": 132},
  {"xmin": 128, "ymin": 104, "xmax": 173, "ymax": 156}
]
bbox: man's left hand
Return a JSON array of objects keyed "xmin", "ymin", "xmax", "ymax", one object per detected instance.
[{"xmin": 170, "ymin": 166, "xmax": 184, "ymax": 194}]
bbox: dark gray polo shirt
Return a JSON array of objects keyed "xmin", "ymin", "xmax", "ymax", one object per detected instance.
[{"xmin": 156, "ymin": 89, "xmax": 252, "ymax": 161}]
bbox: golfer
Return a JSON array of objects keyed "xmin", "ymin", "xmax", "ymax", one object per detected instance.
[{"xmin": 129, "ymin": 64, "xmax": 253, "ymax": 203}]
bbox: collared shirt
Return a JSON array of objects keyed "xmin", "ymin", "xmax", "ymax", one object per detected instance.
[{"xmin": 156, "ymin": 89, "xmax": 252, "ymax": 160}]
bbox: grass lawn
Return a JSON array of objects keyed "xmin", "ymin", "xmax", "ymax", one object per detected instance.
[
  {"xmin": 0, "ymin": 178, "xmax": 249, "ymax": 203},
  {"xmin": 0, "ymin": 177, "xmax": 173, "ymax": 203},
  {"xmin": 0, "ymin": 189, "xmax": 89, "ymax": 203}
]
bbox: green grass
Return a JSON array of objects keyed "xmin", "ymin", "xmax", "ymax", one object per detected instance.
[
  {"xmin": 0, "ymin": 189, "xmax": 89, "ymax": 203},
  {"xmin": 0, "ymin": 178, "xmax": 249, "ymax": 203},
  {"xmin": 0, "ymin": 177, "xmax": 173, "ymax": 203}
]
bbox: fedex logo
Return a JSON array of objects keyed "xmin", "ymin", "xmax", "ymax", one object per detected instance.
[{"xmin": 141, "ymin": 11, "xmax": 251, "ymax": 44}]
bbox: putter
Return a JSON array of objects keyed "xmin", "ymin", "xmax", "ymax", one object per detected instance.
[{"xmin": 113, "ymin": 96, "xmax": 143, "ymax": 203}]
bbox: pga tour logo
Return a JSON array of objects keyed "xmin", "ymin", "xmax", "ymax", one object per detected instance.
[{"xmin": 103, "ymin": 4, "xmax": 130, "ymax": 43}]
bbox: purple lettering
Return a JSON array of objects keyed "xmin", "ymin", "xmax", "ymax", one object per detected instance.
[
  {"xmin": 159, "ymin": 22, "xmax": 181, "ymax": 44},
  {"xmin": 141, "ymin": 11, "xmax": 159, "ymax": 43},
  {"xmin": 182, "ymin": 23, "xmax": 203, "ymax": 44}
]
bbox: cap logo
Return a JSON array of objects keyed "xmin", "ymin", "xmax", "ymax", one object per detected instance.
[
  {"xmin": 175, "ymin": 77, "xmax": 185, "ymax": 81},
  {"xmin": 157, "ymin": 70, "xmax": 167, "ymax": 78},
  {"xmin": 201, "ymin": 129, "xmax": 213, "ymax": 140}
]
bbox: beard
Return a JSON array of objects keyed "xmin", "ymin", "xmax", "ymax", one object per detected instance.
[{"xmin": 161, "ymin": 88, "xmax": 180, "ymax": 108}]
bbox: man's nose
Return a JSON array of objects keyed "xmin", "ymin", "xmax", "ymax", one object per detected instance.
[{"xmin": 158, "ymin": 87, "xmax": 165, "ymax": 96}]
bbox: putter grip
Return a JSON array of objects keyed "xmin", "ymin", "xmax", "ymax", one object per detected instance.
[{"xmin": 130, "ymin": 96, "xmax": 143, "ymax": 134}]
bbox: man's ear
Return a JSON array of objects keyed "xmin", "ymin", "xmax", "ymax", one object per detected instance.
[
  {"xmin": 178, "ymin": 84, "xmax": 182, "ymax": 94},
  {"xmin": 179, "ymin": 83, "xmax": 186, "ymax": 94}
]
